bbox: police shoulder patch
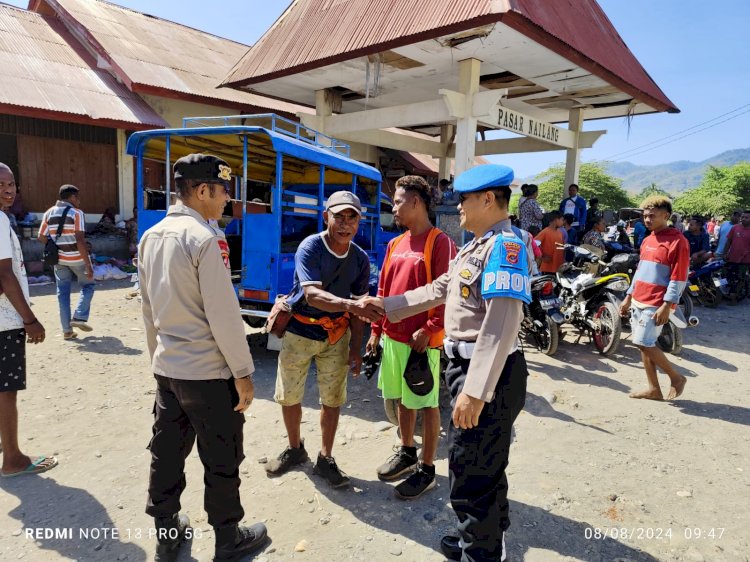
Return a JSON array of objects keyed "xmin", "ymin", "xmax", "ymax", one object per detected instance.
[
  {"xmin": 217, "ymin": 239, "xmax": 230, "ymax": 269},
  {"xmin": 503, "ymin": 241, "xmax": 522, "ymax": 265}
]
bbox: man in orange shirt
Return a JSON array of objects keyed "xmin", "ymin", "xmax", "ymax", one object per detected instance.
[{"xmin": 535, "ymin": 211, "xmax": 565, "ymax": 274}]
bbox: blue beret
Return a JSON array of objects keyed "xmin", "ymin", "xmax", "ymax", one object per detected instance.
[{"xmin": 454, "ymin": 164, "xmax": 514, "ymax": 193}]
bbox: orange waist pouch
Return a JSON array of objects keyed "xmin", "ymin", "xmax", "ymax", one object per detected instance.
[{"xmin": 293, "ymin": 313, "xmax": 350, "ymax": 345}]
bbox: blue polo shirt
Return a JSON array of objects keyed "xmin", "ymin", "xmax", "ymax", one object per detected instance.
[
  {"xmin": 683, "ymin": 230, "xmax": 710, "ymax": 255},
  {"xmin": 287, "ymin": 233, "xmax": 370, "ymax": 341}
]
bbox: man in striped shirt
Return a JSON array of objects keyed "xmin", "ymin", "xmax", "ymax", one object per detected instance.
[
  {"xmin": 619, "ymin": 196, "xmax": 689, "ymax": 401},
  {"xmin": 39, "ymin": 185, "xmax": 95, "ymax": 339}
]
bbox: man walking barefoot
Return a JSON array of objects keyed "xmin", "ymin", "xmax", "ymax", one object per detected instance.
[{"xmin": 620, "ymin": 196, "xmax": 689, "ymax": 401}]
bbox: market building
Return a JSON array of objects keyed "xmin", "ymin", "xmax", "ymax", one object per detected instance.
[{"xmin": 221, "ymin": 0, "xmax": 679, "ymax": 189}]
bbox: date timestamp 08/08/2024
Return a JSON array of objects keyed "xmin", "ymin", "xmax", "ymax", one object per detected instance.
[{"xmin": 584, "ymin": 527, "xmax": 726, "ymax": 541}]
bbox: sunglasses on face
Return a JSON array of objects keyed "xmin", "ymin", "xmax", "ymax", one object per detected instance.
[
  {"xmin": 458, "ymin": 192, "xmax": 480, "ymax": 204},
  {"xmin": 205, "ymin": 182, "xmax": 232, "ymax": 195}
]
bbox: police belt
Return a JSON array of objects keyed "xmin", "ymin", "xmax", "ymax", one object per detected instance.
[{"xmin": 443, "ymin": 338, "xmax": 475, "ymax": 360}]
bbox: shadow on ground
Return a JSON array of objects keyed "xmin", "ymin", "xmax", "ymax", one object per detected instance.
[
  {"xmin": 670, "ymin": 400, "xmax": 750, "ymax": 426},
  {"xmin": 73, "ymin": 335, "xmax": 143, "ymax": 356},
  {"xmin": 524, "ymin": 392, "xmax": 613, "ymax": 435},
  {"xmin": 1, "ymin": 475, "xmax": 148, "ymax": 561}
]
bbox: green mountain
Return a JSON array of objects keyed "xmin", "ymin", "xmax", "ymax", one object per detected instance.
[{"xmin": 604, "ymin": 148, "xmax": 750, "ymax": 194}]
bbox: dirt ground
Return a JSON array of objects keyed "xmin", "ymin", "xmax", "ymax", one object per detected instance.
[{"xmin": 0, "ymin": 279, "xmax": 748, "ymax": 562}]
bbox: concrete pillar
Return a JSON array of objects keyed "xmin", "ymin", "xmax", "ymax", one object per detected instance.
[
  {"xmin": 116, "ymin": 129, "xmax": 135, "ymax": 219},
  {"xmin": 564, "ymin": 108, "xmax": 584, "ymax": 194},
  {"xmin": 454, "ymin": 58, "xmax": 481, "ymax": 176},
  {"xmin": 438, "ymin": 124, "xmax": 455, "ymax": 181}
]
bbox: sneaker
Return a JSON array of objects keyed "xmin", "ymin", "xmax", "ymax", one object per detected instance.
[
  {"xmin": 394, "ymin": 463, "xmax": 436, "ymax": 500},
  {"xmin": 265, "ymin": 442, "xmax": 308, "ymax": 476},
  {"xmin": 213, "ymin": 522, "xmax": 268, "ymax": 562},
  {"xmin": 154, "ymin": 513, "xmax": 190, "ymax": 562},
  {"xmin": 70, "ymin": 319, "xmax": 92, "ymax": 332},
  {"xmin": 313, "ymin": 453, "xmax": 350, "ymax": 488},
  {"xmin": 376, "ymin": 445, "xmax": 418, "ymax": 481}
]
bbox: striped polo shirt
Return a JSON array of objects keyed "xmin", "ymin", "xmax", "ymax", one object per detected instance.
[{"xmin": 39, "ymin": 201, "xmax": 86, "ymax": 266}]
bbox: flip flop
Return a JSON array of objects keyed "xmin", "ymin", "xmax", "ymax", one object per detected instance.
[{"xmin": 1, "ymin": 456, "xmax": 58, "ymax": 478}]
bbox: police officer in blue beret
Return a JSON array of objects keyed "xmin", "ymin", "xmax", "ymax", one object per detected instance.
[{"xmin": 364, "ymin": 164, "xmax": 532, "ymax": 561}]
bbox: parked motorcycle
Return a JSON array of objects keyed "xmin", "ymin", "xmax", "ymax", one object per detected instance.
[
  {"xmin": 655, "ymin": 307, "xmax": 699, "ymax": 355},
  {"xmin": 686, "ymin": 259, "xmax": 727, "ymax": 307},
  {"xmin": 522, "ymin": 274, "xmax": 564, "ymax": 356},
  {"xmin": 556, "ymin": 245, "xmax": 629, "ymax": 356}
]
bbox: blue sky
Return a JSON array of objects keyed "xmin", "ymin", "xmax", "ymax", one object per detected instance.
[{"xmin": 7, "ymin": 0, "xmax": 750, "ymax": 178}]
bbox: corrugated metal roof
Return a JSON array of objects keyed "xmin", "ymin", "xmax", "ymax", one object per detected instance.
[
  {"xmin": 46, "ymin": 0, "xmax": 308, "ymax": 114},
  {"xmin": 0, "ymin": 4, "xmax": 166, "ymax": 129},
  {"xmin": 222, "ymin": 0, "xmax": 677, "ymax": 114}
]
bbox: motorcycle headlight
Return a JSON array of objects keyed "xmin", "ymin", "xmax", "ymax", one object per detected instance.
[{"xmin": 608, "ymin": 279, "xmax": 630, "ymax": 292}]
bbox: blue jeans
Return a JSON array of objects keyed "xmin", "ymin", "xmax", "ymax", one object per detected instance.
[{"xmin": 54, "ymin": 263, "xmax": 95, "ymax": 332}]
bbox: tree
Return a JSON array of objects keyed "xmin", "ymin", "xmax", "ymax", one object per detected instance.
[
  {"xmin": 673, "ymin": 163, "xmax": 750, "ymax": 217},
  {"xmin": 533, "ymin": 162, "xmax": 635, "ymax": 212},
  {"xmin": 636, "ymin": 183, "xmax": 670, "ymax": 204},
  {"xmin": 508, "ymin": 193, "xmax": 521, "ymax": 216}
]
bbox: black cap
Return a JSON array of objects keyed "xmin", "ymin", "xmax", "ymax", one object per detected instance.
[{"xmin": 173, "ymin": 153, "xmax": 232, "ymax": 183}]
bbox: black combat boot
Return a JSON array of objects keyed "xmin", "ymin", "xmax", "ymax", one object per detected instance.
[
  {"xmin": 213, "ymin": 522, "xmax": 268, "ymax": 562},
  {"xmin": 154, "ymin": 513, "xmax": 190, "ymax": 562}
]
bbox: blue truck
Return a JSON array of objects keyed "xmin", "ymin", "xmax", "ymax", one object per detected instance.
[{"xmin": 127, "ymin": 114, "xmax": 398, "ymax": 324}]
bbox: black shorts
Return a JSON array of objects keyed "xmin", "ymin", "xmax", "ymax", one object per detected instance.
[{"xmin": 0, "ymin": 329, "xmax": 26, "ymax": 392}]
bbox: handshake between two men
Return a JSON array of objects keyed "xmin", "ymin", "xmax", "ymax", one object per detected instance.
[{"xmin": 350, "ymin": 296, "xmax": 385, "ymax": 324}]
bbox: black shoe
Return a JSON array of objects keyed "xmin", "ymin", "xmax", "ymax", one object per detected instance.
[
  {"xmin": 265, "ymin": 441, "xmax": 308, "ymax": 476},
  {"xmin": 313, "ymin": 453, "xmax": 350, "ymax": 488},
  {"xmin": 376, "ymin": 445, "xmax": 418, "ymax": 481},
  {"xmin": 154, "ymin": 513, "xmax": 190, "ymax": 562},
  {"xmin": 394, "ymin": 463, "xmax": 436, "ymax": 500},
  {"xmin": 440, "ymin": 535, "xmax": 461, "ymax": 561},
  {"xmin": 213, "ymin": 523, "xmax": 268, "ymax": 562}
]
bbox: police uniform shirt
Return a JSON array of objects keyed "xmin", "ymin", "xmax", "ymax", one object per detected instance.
[
  {"xmin": 384, "ymin": 219, "xmax": 533, "ymax": 402},
  {"xmin": 138, "ymin": 201, "xmax": 254, "ymax": 381}
]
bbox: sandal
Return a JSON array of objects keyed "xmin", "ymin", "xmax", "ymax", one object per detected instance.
[{"xmin": 1, "ymin": 456, "xmax": 58, "ymax": 477}]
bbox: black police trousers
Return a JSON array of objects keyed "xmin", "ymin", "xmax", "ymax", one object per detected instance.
[
  {"xmin": 146, "ymin": 375, "xmax": 245, "ymax": 529},
  {"xmin": 445, "ymin": 350, "xmax": 528, "ymax": 562}
]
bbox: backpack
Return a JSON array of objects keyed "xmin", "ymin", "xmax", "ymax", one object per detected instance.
[
  {"xmin": 42, "ymin": 206, "xmax": 72, "ymax": 267},
  {"xmin": 381, "ymin": 227, "xmax": 445, "ymax": 348}
]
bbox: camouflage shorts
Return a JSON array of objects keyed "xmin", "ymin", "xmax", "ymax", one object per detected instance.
[{"xmin": 274, "ymin": 330, "xmax": 351, "ymax": 407}]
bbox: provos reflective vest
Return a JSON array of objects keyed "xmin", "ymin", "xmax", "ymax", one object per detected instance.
[
  {"xmin": 382, "ymin": 227, "xmax": 445, "ymax": 348},
  {"xmin": 481, "ymin": 231, "xmax": 532, "ymax": 304}
]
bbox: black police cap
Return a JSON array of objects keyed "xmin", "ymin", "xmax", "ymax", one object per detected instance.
[{"xmin": 173, "ymin": 153, "xmax": 232, "ymax": 183}]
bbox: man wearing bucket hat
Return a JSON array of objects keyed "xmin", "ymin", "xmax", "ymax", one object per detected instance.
[
  {"xmin": 363, "ymin": 164, "xmax": 532, "ymax": 561},
  {"xmin": 139, "ymin": 153, "xmax": 267, "ymax": 562}
]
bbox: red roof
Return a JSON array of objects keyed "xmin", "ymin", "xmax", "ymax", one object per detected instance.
[
  {"xmin": 222, "ymin": 0, "xmax": 677, "ymax": 114},
  {"xmin": 0, "ymin": 3, "xmax": 166, "ymax": 129},
  {"xmin": 30, "ymin": 0, "xmax": 310, "ymax": 115}
]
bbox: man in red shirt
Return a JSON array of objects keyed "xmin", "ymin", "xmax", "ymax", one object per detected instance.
[
  {"xmin": 366, "ymin": 176, "xmax": 456, "ymax": 500},
  {"xmin": 620, "ymin": 196, "xmax": 689, "ymax": 401},
  {"xmin": 724, "ymin": 210, "xmax": 750, "ymax": 297}
]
